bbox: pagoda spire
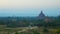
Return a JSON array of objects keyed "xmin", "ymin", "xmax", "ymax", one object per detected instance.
[
  {"xmin": 41, "ymin": 10, "xmax": 43, "ymax": 14},
  {"xmin": 38, "ymin": 10, "xmax": 45, "ymax": 20},
  {"xmin": 39, "ymin": 10, "xmax": 45, "ymax": 16}
]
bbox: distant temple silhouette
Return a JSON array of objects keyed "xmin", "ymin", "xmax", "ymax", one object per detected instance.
[{"xmin": 38, "ymin": 10, "xmax": 45, "ymax": 20}]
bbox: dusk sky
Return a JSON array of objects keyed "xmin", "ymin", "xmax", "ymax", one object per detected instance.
[{"xmin": 0, "ymin": 0, "xmax": 60, "ymax": 17}]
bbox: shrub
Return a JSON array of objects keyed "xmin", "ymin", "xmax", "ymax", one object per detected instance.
[
  {"xmin": 43, "ymin": 28, "xmax": 49, "ymax": 32},
  {"xmin": 56, "ymin": 29, "xmax": 60, "ymax": 34},
  {"xmin": 15, "ymin": 32, "xmax": 19, "ymax": 34}
]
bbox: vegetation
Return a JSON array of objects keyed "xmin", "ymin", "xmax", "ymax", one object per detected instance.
[{"xmin": 0, "ymin": 16, "xmax": 60, "ymax": 34}]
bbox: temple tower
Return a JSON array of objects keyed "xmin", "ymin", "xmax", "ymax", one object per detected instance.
[{"xmin": 38, "ymin": 10, "xmax": 45, "ymax": 20}]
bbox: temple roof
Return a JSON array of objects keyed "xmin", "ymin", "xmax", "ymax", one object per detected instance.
[
  {"xmin": 38, "ymin": 10, "xmax": 45, "ymax": 20},
  {"xmin": 39, "ymin": 10, "xmax": 45, "ymax": 17}
]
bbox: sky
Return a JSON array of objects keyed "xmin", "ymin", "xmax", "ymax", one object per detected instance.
[{"xmin": 0, "ymin": 0, "xmax": 60, "ymax": 17}]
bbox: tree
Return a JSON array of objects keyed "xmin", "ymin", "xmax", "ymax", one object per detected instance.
[
  {"xmin": 15, "ymin": 32, "xmax": 19, "ymax": 34},
  {"xmin": 43, "ymin": 28, "xmax": 49, "ymax": 32}
]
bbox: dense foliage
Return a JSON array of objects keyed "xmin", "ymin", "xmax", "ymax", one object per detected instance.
[{"xmin": 0, "ymin": 16, "xmax": 60, "ymax": 28}]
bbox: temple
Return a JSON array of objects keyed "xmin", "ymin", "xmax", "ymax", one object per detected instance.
[{"xmin": 38, "ymin": 10, "xmax": 45, "ymax": 20}]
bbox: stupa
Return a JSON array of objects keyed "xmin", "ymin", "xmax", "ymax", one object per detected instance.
[{"xmin": 38, "ymin": 10, "xmax": 45, "ymax": 20}]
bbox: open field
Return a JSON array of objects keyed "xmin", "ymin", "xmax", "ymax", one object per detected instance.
[{"xmin": 0, "ymin": 26, "xmax": 60, "ymax": 34}]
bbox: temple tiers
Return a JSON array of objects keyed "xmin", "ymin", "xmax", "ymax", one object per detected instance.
[{"xmin": 38, "ymin": 10, "xmax": 45, "ymax": 20}]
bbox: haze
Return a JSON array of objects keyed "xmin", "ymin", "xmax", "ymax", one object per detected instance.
[{"xmin": 0, "ymin": 0, "xmax": 60, "ymax": 17}]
